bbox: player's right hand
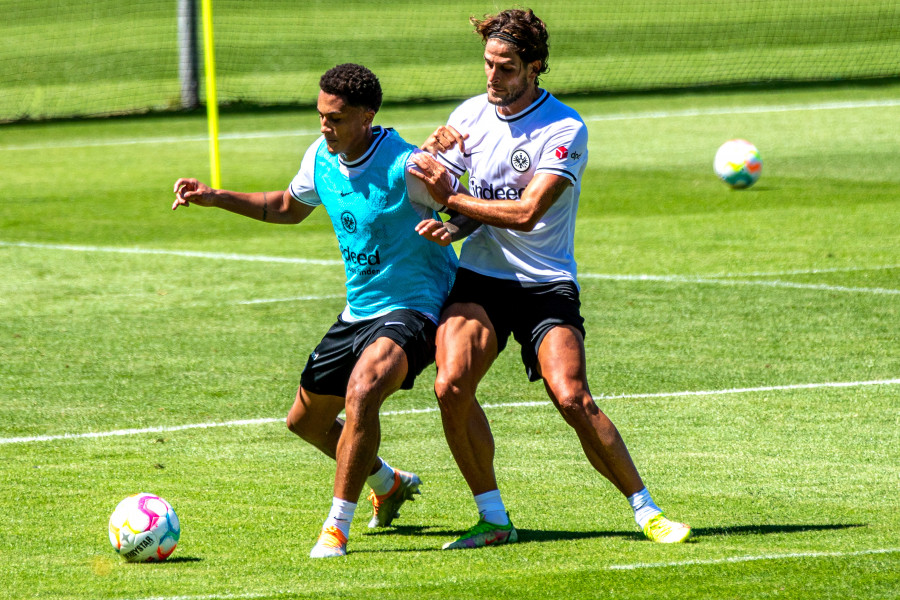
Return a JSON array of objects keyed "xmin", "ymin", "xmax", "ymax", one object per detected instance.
[
  {"xmin": 172, "ymin": 178, "xmax": 215, "ymax": 210},
  {"xmin": 421, "ymin": 125, "xmax": 468, "ymax": 156}
]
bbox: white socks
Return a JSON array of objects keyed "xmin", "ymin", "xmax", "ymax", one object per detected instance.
[
  {"xmin": 475, "ymin": 490, "xmax": 509, "ymax": 526},
  {"xmin": 366, "ymin": 459, "xmax": 396, "ymax": 496},
  {"xmin": 627, "ymin": 487, "xmax": 662, "ymax": 529},
  {"xmin": 324, "ymin": 497, "xmax": 356, "ymax": 538},
  {"xmin": 324, "ymin": 459, "xmax": 395, "ymax": 540}
]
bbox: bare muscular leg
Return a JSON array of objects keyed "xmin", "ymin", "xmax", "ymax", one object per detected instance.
[
  {"xmin": 433, "ymin": 302, "xmax": 500, "ymax": 496},
  {"xmin": 286, "ymin": 336, "xmax": 408, "ymax": 499},
  {"xmin": 537, "ymin": 325, "xmax": 645, "ymax": 498}
]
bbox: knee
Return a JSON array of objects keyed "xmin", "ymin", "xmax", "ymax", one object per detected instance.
[
  {"xmin": 434, "ymin": 372, "xmax": 472, "ymax": 412},
  {"xmin": 343, "ymin": 386, "xmax": 381, "ymax": 429},
  {"xmin": 286, "ymin": 410, "xmax": 317, "ymax": 443},
  {"xmin": 286, "ymin": 400, "xmax": 331, "ymax": 444},
  {"xmin": 434, "ymin": 372, "xmax": 458, "ymax": 403},
  {"xmin": 554, "ymin": 389, "xmax": 597, "ymax": 423}
]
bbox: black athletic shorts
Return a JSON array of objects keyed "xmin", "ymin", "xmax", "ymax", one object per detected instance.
[
  {"xmin": 299, "ymin": 308, "xmax": 437, "ymax": 397},
  {"xmin": 445, "ymin": 268, "xmax": 586, "ymax": 382}
]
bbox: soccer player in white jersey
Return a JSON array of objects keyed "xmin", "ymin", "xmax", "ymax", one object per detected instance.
[
  {"xmin": 410, "ymin": 9, "xmax": 692, "ymax": 548},
  {"xmin": 172, "ymin": 64, "xmax": 468, "ymax": 558}
]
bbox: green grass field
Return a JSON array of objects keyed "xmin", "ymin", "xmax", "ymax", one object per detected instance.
[
  {"xmin": 1, "ymin": 82, "xmax": 899, "ymax": 599},
  {"xmin": 3, "ymin": 0, "xmax": 900, "ymax": 119}
]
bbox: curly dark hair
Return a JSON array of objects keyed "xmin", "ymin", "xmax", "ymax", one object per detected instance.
[
  {"xmin": 471, "ymin": 9, "xmax": 550, "ymax": 82},
  {"xmin": 319, "ymin": 63, "xmax": 383, "ymax": 113}
]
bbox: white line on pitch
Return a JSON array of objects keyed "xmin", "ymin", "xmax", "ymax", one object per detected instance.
[
  {"xmin": 580, "ymin": 272, "xmax": 900, "ymax": 295},
  {"xmin": 605, "ymin": 547, "xmax": 900, "ymax": 571},
  {"xmin": 124, "ymin": 548, "xmax": 900, "ymax": 600},
  {"xmin": 3, "ymin": 98, "xmax": 899, "ymax": 152},
  {"xmin": 0, "ymin": 418, "xmax": 283, "ymax": 445},
  {"xmin": 5, "ymin": 241, "xmax": 897, "ymax": 296},
  {"xmin": 130, "ymin": 593, "xmax": 284, "ymax": 600},
  {"xmin": 235, "ymin": 294, "xmax": 344, "ymax": 305},
  {"xmin": 2, "ymin": 378, "xmax": 897, "ymax": 446},
  {"xmin": 0, "ymin": 129, "xmax": 322, "ymax": 152},
  {"xmin": 0, "ymin": 240, "xmax": 342, "ymax": 266},
  {"xmin": 583, "ymin": 98, "xmax": 900, "ymax": 124},
  {"xmin": 711, "ymin": 264, "xmax": 900, "ymax": 277},
  {"xmin": 595, "ymin": 378, "xmax": 900, "ymax": 400}
]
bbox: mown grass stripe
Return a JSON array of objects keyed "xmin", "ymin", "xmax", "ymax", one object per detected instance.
[
  {"xmin": 2, "ymin": 378, "xmax": 897, "ymax": 446},
  {"xmin": 605, "ymin": 547, "xmax": 900, "ymax": 570},
  {"xmin": 4, "ymin": 241, "xmax": 897, "ymax": 296},
  {"xmin": 2, "ymin": 99, "xmax": 898, "ymax": 153},
  {"xmin": 123, "ymin": 548, "xmax": 900, "ymax": 600},
  {"xmin": 580, "ymin": 272, "xmax": 900, "ymax": 295},
  {"xmin": 0, "ymin": 240, "xmax": 342, "ymax": 266}
]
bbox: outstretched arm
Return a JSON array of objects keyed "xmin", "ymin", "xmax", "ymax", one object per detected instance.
[
  {"xmin": 172, "ymin": 178, "xmax": 314, "ymax": 224},
  {"xmin": 408, "ymin": 154, "xmax": 570, "ymax": 232}
]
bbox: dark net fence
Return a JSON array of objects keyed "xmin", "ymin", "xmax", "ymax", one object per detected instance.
[{"xmin": 2, "ymin": 0, "xmax": 898, "ymax": 121}]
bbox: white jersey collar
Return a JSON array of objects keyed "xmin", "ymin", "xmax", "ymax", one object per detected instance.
[{"xmin": 494, "ymin": 89, "xmax": 549, "ymax": 123}]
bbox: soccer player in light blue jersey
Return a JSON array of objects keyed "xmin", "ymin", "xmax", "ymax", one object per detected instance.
[
  {"xmin": 172, "ymin": 63, "xmax": 469, "ymax": 558},
  {"xmin": 411, "ymin": 9, "xmax": 692, "ymax": 548}
]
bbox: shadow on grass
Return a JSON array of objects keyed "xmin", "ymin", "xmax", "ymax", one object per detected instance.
[
  {"xmin": 153, "ymin": 556, "xmax": 203, "ymax": 564},
  {"xmin": 515, "ymin": 523, "xmax": 866, "ymax": 543},
  {"xmin": 359, "ymin": 522, "xmax": 867, "ymax": 553},
  {"xmin": 365, "ymin": 525, "xmax": 456, "ymax": 538},
  {"xmin": 690, "ymin": 523, "xmax": 866, "ymax": 538},
  {"xmin": 361, "ymin": 526, "xmax": 641, "ymax": 553},
  {"xmin": 518, "ymin": 528, "xmax": 638, "ymax": 543}
]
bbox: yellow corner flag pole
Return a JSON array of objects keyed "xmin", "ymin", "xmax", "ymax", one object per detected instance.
[{"xmin": 200, "ymin": 0, "xmax": 221, "ymax": 188}]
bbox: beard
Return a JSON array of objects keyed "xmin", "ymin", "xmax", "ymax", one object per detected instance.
[{"xmin": 487, "ymin": 81, "xmax": 529, "ymax": 107}]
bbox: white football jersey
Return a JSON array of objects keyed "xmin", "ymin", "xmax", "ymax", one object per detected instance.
[{"xmin": 436, "ymin": 90, "xmax": 588, "ymax": 287}]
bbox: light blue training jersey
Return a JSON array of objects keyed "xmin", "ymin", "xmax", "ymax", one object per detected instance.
[{"xmin": 290, "ymin": 127, "xmax": 457, "ymax": 322}]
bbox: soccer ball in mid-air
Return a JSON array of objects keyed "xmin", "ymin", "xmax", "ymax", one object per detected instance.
[
  {"xmin": 714, "ymin": 139, "xmax": 762, "ymax": 189},
  {"xmin": 108, "ymin": 493, "xmax": 181, "ymax": 562}
]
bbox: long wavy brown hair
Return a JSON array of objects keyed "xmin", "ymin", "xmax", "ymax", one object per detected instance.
[{"xmin": 471, "ymin": 9, "xmax": 550, "ymax": 83}]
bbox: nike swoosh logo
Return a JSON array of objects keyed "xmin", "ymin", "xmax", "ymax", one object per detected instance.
[
  {"xmin": 340, "ymin": 191, "xmax": 352, "ymax": 197},
  {"xmin": 484, "ymin": 532, "xmax": 506, "ymax": 545},
  {"xmin": 462, "ymin": 151, "xmax": 479, "ymax": 157}
]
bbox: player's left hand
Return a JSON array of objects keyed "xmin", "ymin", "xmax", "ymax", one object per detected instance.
[{"xmin": 415, "ymin": 218, "xmax": 452, "ymax": 246}]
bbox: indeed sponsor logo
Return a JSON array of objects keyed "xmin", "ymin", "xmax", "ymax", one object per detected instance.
[
  {"xmin": 341, "ymin": 245, "xmax": 381, "ymax": 266},
  {"xmin": 470, "ymin": 180, "xmax": 526, "ymax": 200}
]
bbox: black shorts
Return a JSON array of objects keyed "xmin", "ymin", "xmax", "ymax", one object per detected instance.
[
  {"xmin": 300, "ymin": 309, "xmax": 437, "ymax": 397},
  {"xmin": 445, "ymin": 268, "xmax": 586, "ymax": 382}
]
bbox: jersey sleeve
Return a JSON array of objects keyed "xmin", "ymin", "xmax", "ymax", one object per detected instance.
[
  {"xmin": 288, "ymin": 138, "xmax": 324, "ymax": 206},
  {"xmin": 406, "ymin": 149, "xmax": 459, "ymax": 215},
  {"xmin": 433, "ymin": 106, "xmax": 468, "ymax": 177},
  {"xmin": 535, "ymin": 118, "xmax": 589, "ymax": 184}
]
